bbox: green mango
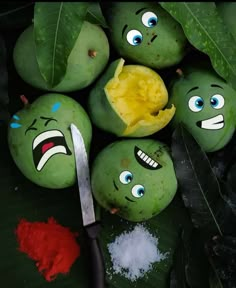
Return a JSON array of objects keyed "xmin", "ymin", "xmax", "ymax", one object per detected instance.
[
  {"xmin": 91, "ymin": 139, "xmax": 178, "ymax": 222},
  {"xmin": 102, "ymin": 2, "xmax": 187, "ymax": 69},
  {"xmin": 168, "ymin": 63, "xmax": 236, "ymax": 152},
  {"xmin": 13, "ymin": 22, "xmax": 110, "ymax": 92},
  {"xmin": 8, "ymin": 93, "xmax": 92, "ymax": 189},
  {"xmin": 88, "ymin": 58, "xmax": 176, "ymax": 138}
]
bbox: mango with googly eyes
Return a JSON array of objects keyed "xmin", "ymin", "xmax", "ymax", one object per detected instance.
[
  {"xmin": 168, "ymin": 64, "xmax": 236, "ymax": 152},
  {"xmin": 101, "ymin": 2, "xmax": 187, "ymax": 69},
  {"xmin": 91, "ymin": 139, "xmax": 178, "ymax": 222}
]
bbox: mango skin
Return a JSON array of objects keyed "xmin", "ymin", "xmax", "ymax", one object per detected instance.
[
  {"xmin": 8, "ymin": 93, "xmax": 92, "ymax": 189},
  {"xmin": 13, "ymin": 21, "xmax": 110, "ymax": 92},
  {"xmin": 88, "ymin": 59, "xmax": 126, "ymax": 136},
  {"xmin": 168, "ymin": 64, "xmax": 236, "ymax": 152},
  {"xmin": 102, "ymin": 2, "xmax": 187, "ymax": 69},
  {"xmin": 91, "ymin": 139, "xmax": 178, "ymax": 222}
]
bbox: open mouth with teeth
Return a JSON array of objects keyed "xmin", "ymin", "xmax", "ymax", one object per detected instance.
[
  {"xmin": 32, "ymin": 129, "xmax": 72, "ymax": 171},
  {"xmin": 134, "ymin": 146, "xmax": 162, "ymax": 170},
  {"xmin": 196, "ymin": 114, "xmax": 224, "ymax": 130}
]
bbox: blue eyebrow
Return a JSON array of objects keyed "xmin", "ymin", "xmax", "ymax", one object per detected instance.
[
  {"xmin": 13, "ymin": 115, "xmax": 20, "ymax": 120},
  {"xmin": 52, "ymin": 102, "xmax": 61, "ymax": 112}
]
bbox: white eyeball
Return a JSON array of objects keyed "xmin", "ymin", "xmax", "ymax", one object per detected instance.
[
  {"xmin": 126, "ymin": 30, "xmax": 143, "ymax": 46},
  {"xmin": 131, "ymin": 184, "xmax": 145, "ymax": 198},
  {"xmin": 119, "ymin": 171, "xmax": 133, "ymax": 184},
  {"xmin": 141, "ymin": 11, "xmax": 158, "ymax": 28},
  {"xmin": 210, "ymin": 94, "xmax": 225, "ymax": 109},
  {"xmin": 188, "ymin": 96, "xmax": 204, "ymax": 112}
]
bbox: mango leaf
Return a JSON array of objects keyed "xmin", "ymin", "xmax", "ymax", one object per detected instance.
[
  {"xmin": 227, "ymin": 163, "xmax": 236, "ymax": 194},
  {"xmin": 159, "ymin": 2, "xmax": 236, "ymax": 90},
  {"xmin": 85, "ymin": 2, "xmax": 109, "ymax": 28},
  {"xmin": 206, "ymin": 235, "xmax": 236, "ymax": 288},
  {"xmin": 34, "ymin": 2, "xmax": 89, "ymax": 88},
  {"xmin": 0, "ymin": 2, "xmax": 34, "ymax": 31},
  {"xmin": 216, "ymin": 2, "xmax": 236, "ymax": 42},
  {"xmin": 169, "ymin": 230, "xmax": 191, "ymax": 288},
  {"xmin": 184, "ymin": 230, "xmax": 210, "ymax": 288},
  {"xmin": 209, "ymin": 272, "xmax": 224, "ymax": 288},
  {"xmin": 171, "ymin": 124, "xmax": 223, "ymax": 235},
  {"xmin": 208, "ymin": 132, "xmax": 236, "ymax": 180}
]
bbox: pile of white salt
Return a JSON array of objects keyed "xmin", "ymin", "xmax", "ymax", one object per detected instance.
[{"xmin": 107, "ymin": 224, "xmax": 168, "ymax": 282}]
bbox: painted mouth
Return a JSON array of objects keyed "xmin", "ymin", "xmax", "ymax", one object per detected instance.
[
  {"xmin": 134, "ymin": 146, "xmax": 162, "ymax": 170},
  {"xmin": 32, "ymin": 129, "xmax": 72, "ymax": 171},
  {"xmin": 150, "ymin": 34, "xmax": 157, "ymax": 42},
  {"xmin": 196, "ymin": 114, "xmax": 224, "ymax": 130}
]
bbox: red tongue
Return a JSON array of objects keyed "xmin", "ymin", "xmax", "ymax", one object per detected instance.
[{"xmin": 42, "ymin": 142, "xmax": 55, "ymax": 154}]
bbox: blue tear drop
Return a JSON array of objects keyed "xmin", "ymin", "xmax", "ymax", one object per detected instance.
[
  {"xmin": 10, "ymin": 123, "xmax": 22, "ymax": 129},
  {"xmin": 13, "ymin": 115, "xmax": 20, "ymax": 120},
  {"xmin": 51, "ymin": 102, "xmax": 61, "ymax": 112}
]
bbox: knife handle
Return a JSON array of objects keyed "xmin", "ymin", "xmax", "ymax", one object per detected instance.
[{"xmin": 85, "ymin": 221, "xmax": 106, "ymax": 288}]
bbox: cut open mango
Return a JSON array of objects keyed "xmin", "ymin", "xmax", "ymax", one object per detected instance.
[{"xmin": 89, "ymin": 58, "xmax": 176, "ymax": 137}]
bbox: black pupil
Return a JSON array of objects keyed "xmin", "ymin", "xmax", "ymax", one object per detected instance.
[
  {"xmin": 211, "ymin": 99, "xmax": 217, "ymax": 105},
  {"xmin": 134, "ymin": 37, "xmax": 141, "ymax": 44},
  {"xmin": 196, "ymin": 99, "xmax": 203, "ymax": 107},
  {"xmin": 139, "ymin": 189, "xmax": 144, "ymax": 195},
  {"xmin": 126, "ymin": 175, "xmax": 132, "ymax": 182},
  {"xmin": 149, "ymin": 19, "xmax": 156, "ymax": 26}
]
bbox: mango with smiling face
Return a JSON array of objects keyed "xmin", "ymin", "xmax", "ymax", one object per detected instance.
[
  {"xmin": 91, "ymin": 139, "xmax": 178, "ymax": 222},
  {"xmin": 102, "ymin": 2, "xmax": 187, "ymax": 69},
  {"xmin": 168, "ymin": 63, "xmax": 236, "ymax": 152}
]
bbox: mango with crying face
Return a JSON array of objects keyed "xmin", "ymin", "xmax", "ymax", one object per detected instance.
[{"xmin": 8, "ymin": 93, "xmax": 92, "ymax": 189}]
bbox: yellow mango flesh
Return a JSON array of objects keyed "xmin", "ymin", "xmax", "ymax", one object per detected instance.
[{"xmin": 105, "ymin": 63, "xmax": 176, "ymax": 137}]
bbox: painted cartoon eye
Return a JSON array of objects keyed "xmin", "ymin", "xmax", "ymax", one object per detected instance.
[
  {"xmin": 188, "ymin": 96, "xmax": 204, "ymax": 112},
  {"xmin": 119, "ymin": 171, "xmax": 133, "ymax": 184},
  {"xmin": 210, "ymin": 94, "xmax": 225, "ymax": 109},
  {"xmin": 131, "ymin": 184, "xmax": 145, "ymax": 198},
  {"xmin": 126, "ymin": 30, "xmax": 143, "ymax": 46},
  {"xmin": 142, "ymin": 12, "xmax": 158, "ymax": 28}
]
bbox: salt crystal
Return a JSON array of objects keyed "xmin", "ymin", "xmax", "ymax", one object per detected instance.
[{"xmin": 107, "ymin": 224, "xmax": 168, "ymax": 281}]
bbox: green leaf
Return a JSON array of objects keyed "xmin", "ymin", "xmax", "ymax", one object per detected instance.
[
  {"xmin": 184, "ymin": 230, "xmax": 210, "ymax": 288},
  {"xmin": 34, "ymin": 2, "xmax": 89, "ymax": 88},
  {"xmin": 159, "ymin": 2, "xmax": 236, "ymax": 89},
  {"xmin": 86, "ymin": 2, "xmax": 109, "ymax": 28},
  {"xmin": 206, "ymin": 235, "xmax": 236, "ymax": 287},
  {"xmin": 171, "ymin": 124, "xmax": 224, "ymax": 236},
  {"xmin": 169, "ymin": 230, "xmax": 191, "ymax": 288},
  {"xmin": 216, "ymin": 2, "xmax": 236, "ymax": 42}
]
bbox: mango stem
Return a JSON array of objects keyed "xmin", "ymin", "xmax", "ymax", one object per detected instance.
[
  {"xmin": 20, "ymin": 95, "xmax": 30, "ymax": 108},
  {"xmin": 88, "ymin": 49, "xmax": 97, "ymax": 58}
]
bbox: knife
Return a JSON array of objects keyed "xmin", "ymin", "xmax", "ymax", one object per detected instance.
[{"xmin": 70, "ymin": 123, "xmax": 105, "ymax": 288}]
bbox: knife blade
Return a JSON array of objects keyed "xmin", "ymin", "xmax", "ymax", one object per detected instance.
[{"xmin": 70, "ymin": 123, "xmax": 105, "ymax": 288}]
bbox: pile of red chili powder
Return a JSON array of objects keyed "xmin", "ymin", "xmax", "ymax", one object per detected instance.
[{"xmin": 15, "ymin": 217, "xmax": 80, "ymax": 281}]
